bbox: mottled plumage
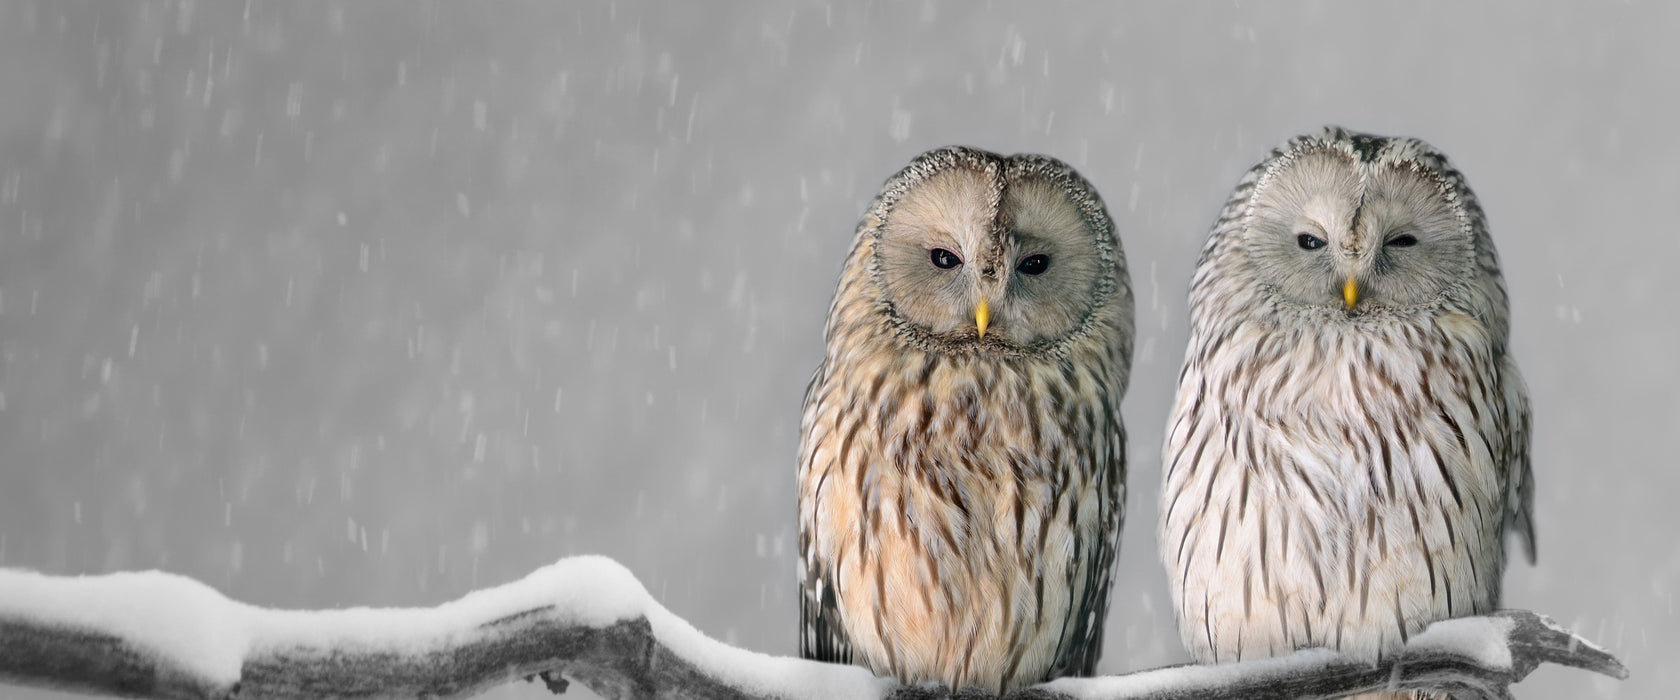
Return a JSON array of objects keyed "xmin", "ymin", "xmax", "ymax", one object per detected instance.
[
  {"xmin": 798, "ymin": 146, "xmax": 1134, "ymax": 691},
  {"xmin": 1159, "ymin": 127, "xmax": 1536, "ymax": 699}
]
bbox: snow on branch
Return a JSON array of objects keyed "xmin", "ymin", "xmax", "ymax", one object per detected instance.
[{"xmin": 0, "ymin": 556, "xmax": 1626, "ymax": 700}]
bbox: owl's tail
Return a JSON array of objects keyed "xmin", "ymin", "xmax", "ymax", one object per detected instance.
[{"xmin": 1342, "ymin": 692, "xmax": 1450, "ymax": 700}]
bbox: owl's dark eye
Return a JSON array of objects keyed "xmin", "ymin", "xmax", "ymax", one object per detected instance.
[
  {"xmin": 1017, "ymin": 254, "xmax": 1050, "ymax": 276},
  {"xmin": 1297, "ymin": 233, "xmax": 1327, "ymax": 250},
  {"xmin": 1385, "ymin": 234, "xmax": 1419, "ymax": 247},
  {"xmin": 930, "ymin": 247, "xmax": 962, "ymax": 269}
]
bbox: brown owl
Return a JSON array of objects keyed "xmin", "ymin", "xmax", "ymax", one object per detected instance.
[
  {"xmin": 796, "ymin": 146, "xmax": 1134, "ymax": 692},
  {"xmin": 1159, "ymin": 127, "xmax": 1537, "ymax": 699}
]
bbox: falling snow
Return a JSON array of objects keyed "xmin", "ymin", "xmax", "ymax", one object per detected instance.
[{"xmin": 0, "ymin": 3, "xmax": 1670, "ymax": 700}]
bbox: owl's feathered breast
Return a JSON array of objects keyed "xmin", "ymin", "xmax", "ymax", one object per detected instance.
[
  {"xmin": 797, "ymin": 314, "xmax": 1125, "ymax": 690},
  {"xmin": 1161, "ymin": 302, "xmax": 1528, "ymax": 663}
]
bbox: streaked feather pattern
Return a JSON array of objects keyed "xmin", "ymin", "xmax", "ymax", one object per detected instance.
[
  {"xmin": 1160, "ymin": 127, "xmax": 1535, "ymax": 699},
  {"xmin": 799, "ymin": 147, "xmax": 1133, "ymax": 691}
]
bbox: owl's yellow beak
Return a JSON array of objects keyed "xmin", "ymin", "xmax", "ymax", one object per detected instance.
[
  {"xmin": 1343, "ymin": 274, "xmax": 1359, "ymax": 310},
  {"xmin": 975, "ymin": 297, "xmax": 990, "ymax": 339}
]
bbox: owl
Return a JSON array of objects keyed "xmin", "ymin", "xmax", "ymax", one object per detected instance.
[
  {"xmin": 796, "ymin": 146, "xmax": 1134, "ymax": 692},
  {"xmin": 1158, "ymin": 127, "xmax": 1536, "ymax": 697}
]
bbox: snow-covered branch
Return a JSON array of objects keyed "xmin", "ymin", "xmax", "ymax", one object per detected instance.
[{"xmin": 0, "ymin": 556, "xmax": 1625, "ymax": 700}]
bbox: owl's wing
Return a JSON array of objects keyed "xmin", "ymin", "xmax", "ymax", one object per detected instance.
[
  {"xmin": 798, "ymin": 555, "xmax": 852, "ymax": 664},
  {"xmin": 797, "ymin": 366, "xmax": 854, "ymax": 665},
  {"xmin": 1501, "ymin": 355, "xmax": 1537, "ymax": 565},
  {"xmin": 1052, "ymin": 417, "xmax": 1127, "ymax": 678}
]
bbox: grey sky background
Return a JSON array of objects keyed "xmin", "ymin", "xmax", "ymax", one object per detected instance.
[{"xmin": 0, "ymin": 2, "xmax": 1672, "ymax": 698}]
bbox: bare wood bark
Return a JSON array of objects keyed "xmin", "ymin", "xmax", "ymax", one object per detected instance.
[{"xmin": 0, "ymin": 559, "xmax": 1626, "ymax": 700}]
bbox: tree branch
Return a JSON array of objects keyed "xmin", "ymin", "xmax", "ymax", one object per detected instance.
[{"xmin": 0, "ymin": 556, "xmax": 1626, "ymax": 700}]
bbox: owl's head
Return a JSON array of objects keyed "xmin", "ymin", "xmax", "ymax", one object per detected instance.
[
  {"xmin": 857, "ymin": 147, "xmax": 1128, "ymax": 355},
  {"xmin": 1224, "ymin": 126, "xmax": 1499, "ymax": 318}
]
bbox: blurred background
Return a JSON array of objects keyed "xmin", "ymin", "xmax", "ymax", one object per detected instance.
[{"xmin": 0, "ymin": 2, "xmax": 1671, "ymax": 698}]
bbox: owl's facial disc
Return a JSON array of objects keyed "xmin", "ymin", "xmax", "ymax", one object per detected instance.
[
  {"xmin": 1249, "ymin": 150, "xmax": 1471, "ymax": 314},
  {"xmin": 876, "ymin": 167, "xmax": 1103, "ymax": 350}
]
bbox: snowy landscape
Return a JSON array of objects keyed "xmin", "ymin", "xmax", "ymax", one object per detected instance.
[{"xmin": 0, "ymin": 2, "xmax": 1673, "ymax": 699}]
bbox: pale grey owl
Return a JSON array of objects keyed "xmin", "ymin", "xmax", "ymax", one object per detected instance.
[
  {"xmin": 1159, "ymin": 127, "xmax": 1536, "ymax": 698},
  {"xmin": 797, "ymin": 146, "xmax": 1134, "ymax": 692}
]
